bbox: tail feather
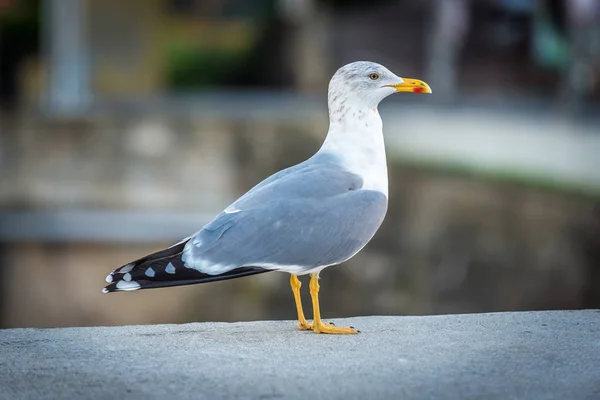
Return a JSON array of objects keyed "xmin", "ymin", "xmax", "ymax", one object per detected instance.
[{"xmin": 103, "ymin": 239, "xmax": 268, "ymax": 293}]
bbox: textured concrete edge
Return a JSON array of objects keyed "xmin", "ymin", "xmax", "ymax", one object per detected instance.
[{"xmin": 2, "ymin": 310, "xmax": 599, "ymax": 333}]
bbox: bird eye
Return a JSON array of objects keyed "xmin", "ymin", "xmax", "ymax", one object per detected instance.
[{"xmin": 369, "ymin": 73, "xmax": 380, "ymax": 80}]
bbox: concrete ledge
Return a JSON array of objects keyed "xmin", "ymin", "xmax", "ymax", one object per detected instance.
[{"xmin": 1, "ymin": 311, "xmax": 599, "ymax": 399}]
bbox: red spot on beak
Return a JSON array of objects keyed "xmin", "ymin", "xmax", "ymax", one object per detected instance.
[{"xmin": 413, "ymin": 87, "xmax": 424, "ymax": 93}]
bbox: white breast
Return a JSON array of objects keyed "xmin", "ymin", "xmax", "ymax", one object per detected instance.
[{"xmin": 319, "ymin": 107, "xmax": 389, "ymax": 197}]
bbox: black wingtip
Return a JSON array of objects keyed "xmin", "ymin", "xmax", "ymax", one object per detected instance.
[
  {"xmin": 102, "ymin": 280, "xmax": 142, "ymax": 293},
  {"xmin": 104, "ymin": 267, "xmax": 270, "ymax": 293},
  {"xmin": 104, "ymin": 237, "xmax": 271, "ymax": 293}
]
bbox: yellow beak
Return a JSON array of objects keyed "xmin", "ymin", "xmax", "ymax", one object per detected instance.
[{"xmin": 387, "ymin": 78, "xmax": 432, "ymax": 94}]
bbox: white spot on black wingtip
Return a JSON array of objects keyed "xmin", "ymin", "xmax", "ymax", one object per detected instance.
[
  {"xmin": 102, "ymin": 287, "xmax": 109, "ymax": 294},
  {"xmin": 119, "ymin": 263, "xmax": 134, "ymax": 274},
  {"xmin": 165, "ymin": 262, "xmax": 176, "ymax": 274},
  {"xmin": 105, "ymin": 274, "xmax": 113, "ymax": 283},
  {"xmin": 145, "ymin": 267, "xmax": 155, "ymax": 277},
  {"xmin": 116, "ymin": 280, "xmax": 141, "ymax": 291},
  {"xmin": 123, "ymin": 273, "xmax": 132, "ymax": 282}
]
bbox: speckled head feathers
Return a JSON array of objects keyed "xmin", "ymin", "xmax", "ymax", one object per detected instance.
[{"xmin": 327, "ymin": 61, "xmax": 402, "ymax": 111}]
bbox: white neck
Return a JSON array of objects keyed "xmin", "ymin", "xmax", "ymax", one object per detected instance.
[{"xmin": 317, "ymin": 99, "xmax": 388, "ymax": 197}]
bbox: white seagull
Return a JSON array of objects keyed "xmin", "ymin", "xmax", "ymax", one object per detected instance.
[{"xmin": 104, "ymin": 61, "xmax": 432, "ymax": 334}]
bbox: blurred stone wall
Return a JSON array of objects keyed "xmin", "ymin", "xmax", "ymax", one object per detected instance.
[{"xmin": 1, "ymin": 111, "xmax": 598, "ymax": 328}]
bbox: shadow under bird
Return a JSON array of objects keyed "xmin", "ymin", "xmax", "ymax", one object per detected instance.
[{"xmin": 104, "ymin": 61, "xmax": 431, "ymax": 334}]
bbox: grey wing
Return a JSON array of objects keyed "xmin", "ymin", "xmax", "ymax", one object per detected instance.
[
  {"xmin": 223, "ymin": 160, "xmax": 311, "ymax": 213},
  {"xmin": 224, "ymin": 157, "xmax": 361, "ymax": 213},
  {"xmin": 182, "ymin": 166, "xmax": 387, "ymax": 275}
]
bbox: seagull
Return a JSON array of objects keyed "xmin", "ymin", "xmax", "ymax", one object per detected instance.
[{"xmin": 103, "ymin": 61, "xmax": 431, "ymax": 334}]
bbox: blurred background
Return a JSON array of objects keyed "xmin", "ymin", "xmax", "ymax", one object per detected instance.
[{"xmin": 1, "ymin": 0, "xmax": 599, "ymax": 328}]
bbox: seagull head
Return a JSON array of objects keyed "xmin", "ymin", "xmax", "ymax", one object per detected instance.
[{"xmin": 328, "ymin": 61, "xmax": 431, "ymax": 110}]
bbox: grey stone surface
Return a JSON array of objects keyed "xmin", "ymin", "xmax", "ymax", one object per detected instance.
[{"xmin": 1, "ymin": 311, "xmax": 599, "ymax": 400}]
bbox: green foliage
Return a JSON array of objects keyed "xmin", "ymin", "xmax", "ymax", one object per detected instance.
[
  {"xmin": 164, "ymin": 41, "xmax": 247, "ymax": 89},
  {"xmin": 0, "ymin": 0, "xmax": 40, "ymax": 55}
]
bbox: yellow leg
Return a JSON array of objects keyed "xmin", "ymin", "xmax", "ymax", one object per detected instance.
[
  {"xmin": 290, "ymin": 275, "xmax": 312, "ymax": 330},
  {"xmin": 309, "ymin": 274, "xmax": 359, "ymax": 334}
]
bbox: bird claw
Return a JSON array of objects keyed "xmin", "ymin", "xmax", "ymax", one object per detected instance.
[
  {"xmin": 312, "ymin": 323, "xmax": 359, "ymax": 335},
  {"xmin": 298, "ymin": 320, "xmax": 313, "ymax": 331}
]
